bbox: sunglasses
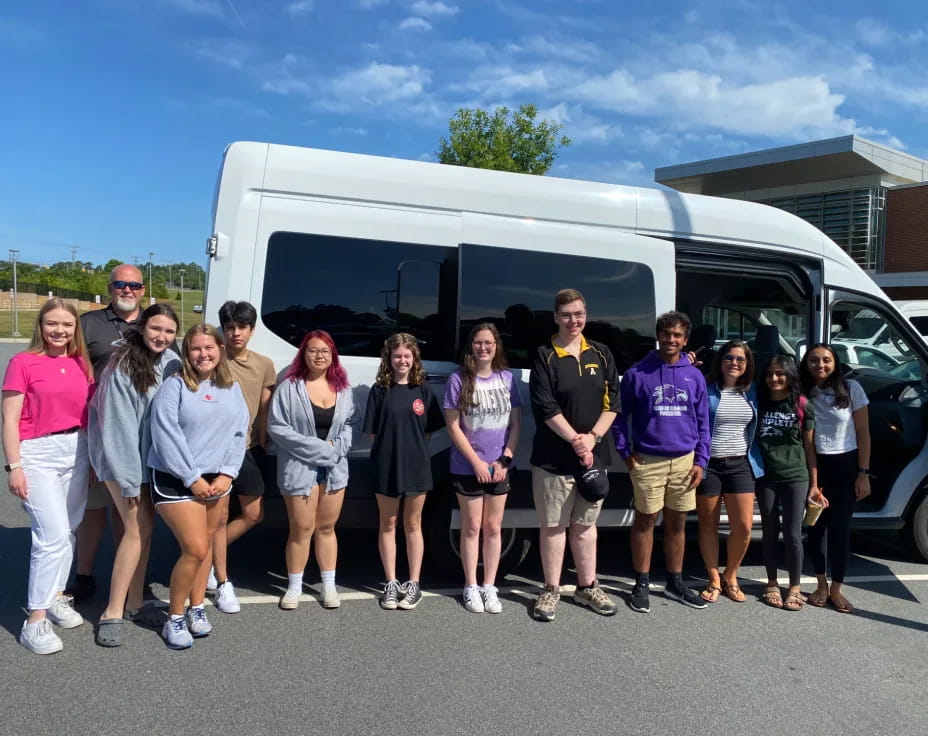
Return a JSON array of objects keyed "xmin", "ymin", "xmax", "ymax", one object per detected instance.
[
  {"xmin": 723, "ymin": 355, "xmax": 747, "ymax": 364},
  {"xmin": 111, "ymin": 280, "xmax": 144, "ymax": 291}
]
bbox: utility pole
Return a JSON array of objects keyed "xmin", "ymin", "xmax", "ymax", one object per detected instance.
[
  {"xmin": 9, "ymin": 249, "xmax": 20, "ymax": 337},
  {"xmin": 148, "ymin": 252, "xmax": 154, "ymax": 304},
  {"xmin": 168, "ymin": 263, "xmax": 172, "ymax": 289},
  {"xmin": 178, "ymin": 269, "xmax": 186, "ymax": 332},
  {"xmin": 70, "ymin": 247, "xmax": 78, "ymax": 270}
]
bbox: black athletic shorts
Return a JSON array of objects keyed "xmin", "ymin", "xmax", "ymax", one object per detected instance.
[
  {"xmin": 151, "ymin": 469, "xmax": 227, "ymax": 506},
  {"xmin": 231, "ymin": 448, "xmax": 265, "ymax": 497},
  {"xmin": 450, "ymin": 472, "xmax": 511, "ymax": 498},
  {"xmin": 697, "ymin": 456, "xmax": 755, "ymax": 497}
]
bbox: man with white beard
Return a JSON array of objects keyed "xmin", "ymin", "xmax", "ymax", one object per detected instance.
[{"xmin": 66, "ymin": 264, "xmax": 148, "ymax": 605}]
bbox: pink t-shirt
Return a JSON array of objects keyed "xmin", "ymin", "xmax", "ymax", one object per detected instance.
[{"xmin": 2, "ymin": 352, "xmax": 94, "ymax": 440}]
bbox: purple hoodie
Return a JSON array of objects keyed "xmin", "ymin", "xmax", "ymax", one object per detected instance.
[{"xmin": 612, "ymin": 350, "xmax": 710, "ymax": 468}]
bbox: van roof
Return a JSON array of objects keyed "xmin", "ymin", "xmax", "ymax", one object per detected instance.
[{"xmin": 218, "ymin": 140, "xmax": 881, "ymax": 296}]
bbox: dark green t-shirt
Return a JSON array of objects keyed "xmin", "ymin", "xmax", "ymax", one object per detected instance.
[{"xmin": 757, "ymin": 397, "xmax": 815, "ymax": 483}]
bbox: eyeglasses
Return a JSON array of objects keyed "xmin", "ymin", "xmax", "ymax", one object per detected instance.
[
  {"xmin": 111, "ymin": 281, "xmax": 143, "ymax": 291},
  {"xmin": 472, "ymin": 341, "xmax": 496, "ymax": 348},
  {"xmin": 557, "ymin": 310, "xmax": 586, "ymax": 320},
  {"xmin": 306, "ymin": 348, "xmax": 331, "ymax": 357},
  {"xmin": 723, "ymin": 355, "xmax": 747, "ymax": 364}
]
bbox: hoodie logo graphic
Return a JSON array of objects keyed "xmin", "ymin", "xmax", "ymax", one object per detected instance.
[{"xmin": 651, "ymin": 384, "xmax": 689, "ymax": 416}]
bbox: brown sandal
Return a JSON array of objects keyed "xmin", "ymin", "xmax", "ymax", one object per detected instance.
[
  {"xmin": 760, "ymin": 587, "xmax": 783, "ymax": 608},
  {"xmin": 720, "ymin": 578, "xmax": 746, "ymax": 602},
  {"xmin": 783, "ymin": 594, "xmax": 804, "ymax": 612},
  {"xmin": 700, "ymin": 585, "xmax": 722, "ymax": 603},
  {"xmin": 829, "ymin": 595, "xmax": 854, "ymax": 614}
]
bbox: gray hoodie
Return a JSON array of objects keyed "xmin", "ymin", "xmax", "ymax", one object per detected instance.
[
  {"xmin": 147, "ymin": 375, "xmax": 249, "ymax": 488},
  {"xmin": 87, "ymin": 349, "xmax": 181, "ymax": 498},
  {"xmin": 268, "ymin": 378, "xmax": 357, "ymax": 494}
]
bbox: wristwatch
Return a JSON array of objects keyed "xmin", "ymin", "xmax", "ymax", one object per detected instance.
[
  {"xmin": 497, "ymin": 455, "xmax": 513, "ymax": 468},
  {"xmin": 4, "ymin": 462, "xmax": 22, "ymax": 472},
  {"xmin": 591, "ymin": 431, "xmax": 603, "ymax": 445},
  {"xmin": 857, "ymin": 468, "xmax": 871, "ymax": 476}
]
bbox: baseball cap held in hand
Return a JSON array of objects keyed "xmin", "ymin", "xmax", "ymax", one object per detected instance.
[{"xmin": 574, "ymin": 455, "xmax": 610, "ymax": 503}]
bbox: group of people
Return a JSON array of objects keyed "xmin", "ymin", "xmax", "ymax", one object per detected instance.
[{"xmin": 2, "ymin": 271, "xmax": 872, "ymax": 655}]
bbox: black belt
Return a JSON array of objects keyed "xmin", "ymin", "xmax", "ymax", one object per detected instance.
[
  {"xmin": 45, "ymin": 426, "xmax": 80, "ymax": 437},
  {"xmin": 711, "ymin": 454, "xmax": 746, "ymax": 461}
]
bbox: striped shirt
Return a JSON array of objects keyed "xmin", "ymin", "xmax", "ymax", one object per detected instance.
[{"xmin": 710, "ymin": 388, "xmax": 752, "ymax": 458}]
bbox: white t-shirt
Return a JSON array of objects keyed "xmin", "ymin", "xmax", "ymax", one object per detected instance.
[{"xmin": 810, "ymin": 379, "xmax": 869, "ymax": 455}]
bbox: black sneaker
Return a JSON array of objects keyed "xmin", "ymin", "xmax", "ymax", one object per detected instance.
[
  {"xmin": 664, "ymin": 581, "xmax": 708, "ymax": 609},
  {"xmin": 397, "ymin": 581, "xmax": 422, "ymax": 610},
  {"xmin": 65, "ymin": 574, "xmax": 95, "ymax": 604},
  {"xmin": 629, "ymin": 581, "xmax": 651, "ymax": 613}
]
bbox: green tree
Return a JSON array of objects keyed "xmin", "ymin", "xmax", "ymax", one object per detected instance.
[{"xmin": 436, "ymin": 104, "xmax": 571, "ymax": 175}]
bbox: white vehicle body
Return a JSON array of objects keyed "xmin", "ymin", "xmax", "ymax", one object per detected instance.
[
  {"xmin": 896, "ymin": 300, "xmax": 928, "ymax": 340},
  {"xmin": 204, "ymin": 141, "xmax": 928, "ymax": 568}
]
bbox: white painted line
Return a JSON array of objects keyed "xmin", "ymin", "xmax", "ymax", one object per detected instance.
[{"xmin": 147, "ymin": 572, "xmax": 928, "ymax": 608}]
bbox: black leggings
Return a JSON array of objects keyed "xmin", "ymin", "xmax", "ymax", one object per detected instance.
[
  {"xmin": 756, "ymin": 480, "xmax": 806, "ymax": 586},
  {"xmin": 806, "ymin": 451, "xmax": 858, "ymax": 583}
]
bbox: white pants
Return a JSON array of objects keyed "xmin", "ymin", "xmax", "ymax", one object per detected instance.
[{"xmin": 20, "ymin": 431, "xmax": 89, "ymax": 611}]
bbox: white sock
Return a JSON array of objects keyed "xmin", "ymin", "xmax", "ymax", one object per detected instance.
[
  {"xmin": 320, "ymin": 570, "xmax": 336, "ymax": 589},
  {"xmin": 288, "ymin": 573, "xmax": 303, "ymax": 593},
  {"xmin": 190, "ymin": 603, "xmax": 205, "ymax": 610},
  {"xmin": 170, "ymin": 613, "xmax": 184, "ymax": 621}
]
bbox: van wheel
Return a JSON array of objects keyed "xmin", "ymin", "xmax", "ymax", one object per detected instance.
[
  {"xmin": 425, "ymin": 492, "xmax": 532, "ymax": 579},
  {"xmin": 905, "ymin": 492, "xmax": 928, "ymax": 562}
]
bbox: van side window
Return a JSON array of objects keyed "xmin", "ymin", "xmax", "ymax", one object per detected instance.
[
  {"xmin": 262, "ymin": 232, "xmax": 458, "ymax": 361},
  {"xmin": 459, "ymin": 244, "xmax": 656, "ymax": 370}
]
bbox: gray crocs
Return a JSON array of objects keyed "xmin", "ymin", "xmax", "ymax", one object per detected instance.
[
  {"xmin": 95, "ymin": 618, "xmax": 126, "ymax": 647},
  {"xmin": 126, "ymin": 604, "xmax": 165, "ymax": 630}
]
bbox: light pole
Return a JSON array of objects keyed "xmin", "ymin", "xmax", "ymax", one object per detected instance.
[
  {"xmin": 148, "ymin": 251, "xmax": 154, "ymax": 304},
  {"xmin": 9, "ymin": 249, "xmax": 20, "ymax": 337},
  {"xmin": 179, "ymin": 269, "xmax": 186, "ymax": 332}
]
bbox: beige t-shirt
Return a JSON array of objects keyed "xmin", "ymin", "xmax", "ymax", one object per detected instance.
[{"xmin": 228, "ymin": 350, "xmax": 277, "ymax": 448}]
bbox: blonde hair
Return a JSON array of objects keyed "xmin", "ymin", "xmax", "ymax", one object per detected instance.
[
  {"xmin": 180, "ymin": 323, "xmax": 233, "ymax": 391},
  {"xmin": 28, "ymin": 298, "xmax": 92, "ymax": 377},
  {"xmin": 375, "ymin": 333, "xmax": 426, "ymax": 388}
]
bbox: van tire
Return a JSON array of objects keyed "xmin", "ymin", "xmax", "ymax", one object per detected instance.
[
  {"xmin": 425, "ymin": 491, "xmax": 532, "ymax": 579},
  {"xmin": 905, "ymin": 492, "xmax": 928, "ymax": 563}
]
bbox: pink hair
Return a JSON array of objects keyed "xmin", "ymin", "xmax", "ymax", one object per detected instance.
[{"xmin": 285, "ymin": 330, "xmax": 350, "ymax": 392}]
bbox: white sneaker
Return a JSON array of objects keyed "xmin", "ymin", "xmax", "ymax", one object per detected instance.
[
  {"xmin": 279, "ymin": 588, "xmax": 301, "ymax": 610},
  {"xmin": 215, "ymin": 581, "xmax": 241, "ymax": 614},
  {"xmin": 481, "ymin": 584, "xmax": 503, "ymax": 614},
  {"xmin": 206, "ymin": 567, "xmax": 218, "ymax": 594},
  {"xmin": 463, "ymin": 584, "xmax": 485, "ymax": 613},
  {"xmin": 47, "ymin": 596, "xmax": 84, "ymax": 629},
  {"xmin": 162, "ymin": 616, "xmax": 193, "ymax": 650},
  {"xmin": 185, "ymin": 606, "xmax": 213, "ymax": 637},
  {"xmin": 20, "ymin": 618, "xmax": 63, "ymax": 654},
  {"xmin": 321, "ymin": 585, "xmax": 340, "ymax": 609}
]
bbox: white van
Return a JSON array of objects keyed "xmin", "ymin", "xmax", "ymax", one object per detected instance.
[
  {"xmin": 896, "ymin": 300, "xmax": 928, "ymax": 341},
  {"xmin": 204, "ymin": 141, "xmax": 928, "ymax": 572}
]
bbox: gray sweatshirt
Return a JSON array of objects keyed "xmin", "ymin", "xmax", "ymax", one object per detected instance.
[
  {"xmin": 147, "ymin": 375, "xmax": 249, "ymax": 488},
  {"xmin": 268, "ymin": 378, "xmax": 357, "ymax": 494},
  {"xmin": 87, "ymin": 349, "xmax": 181, "ymax": 498}
]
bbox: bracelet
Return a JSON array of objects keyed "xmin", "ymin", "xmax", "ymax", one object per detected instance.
[
  {"xmin": 497, "ymin": 455, "xmax": 513, "ymax": 468},
  {"xmin": 857, "ymin": 468, "xmax": 871, "ymax": 476}
]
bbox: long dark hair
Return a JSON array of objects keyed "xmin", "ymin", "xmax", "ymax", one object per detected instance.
[
  {"xmin": 285, "ymin": 329, "xmax": 349, "ymax": 392},
  {"xmin": 706, "ymin": 339, "xmax": 754, "ymax": 391},
  {"xmin": 456, "ymin": 323, "xmax": 508, "ymax": 412},
  {"xmin": 112, "ymin": 303, "xmax": 179, "ymax": 394},
  {"xmin": 758, "ymin": 355, "xmax": 802, "ymax": 412},
  {"xmin": 800, "ymin": 342, "xmax": 850, "ymax": 409}
]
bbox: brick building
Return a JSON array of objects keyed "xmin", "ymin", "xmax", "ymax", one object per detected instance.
[{"xmin": 655, "ymin": 136, "xmax": 928, "ymax": 298}]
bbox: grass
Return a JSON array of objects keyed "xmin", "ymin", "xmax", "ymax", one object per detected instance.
[{"xmin": 0, "ymin": 289, "xmax": 208, "ymax": 340}]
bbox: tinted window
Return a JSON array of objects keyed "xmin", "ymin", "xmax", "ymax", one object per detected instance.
[
  {"xmin": 459, "ymin": 244, "xmax": 655, "ymax": 370},
  {"xmin": 262, "ymin": 232, "xmax": 457, "ymax": 360},
  {"xmin": 910, "ymin": 316, "xmax": 928, "ymax": 337}
]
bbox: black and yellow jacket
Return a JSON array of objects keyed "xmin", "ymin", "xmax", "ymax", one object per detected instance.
[{"xmin": 529, "ymin": 335, "xmax": 620, "ymax": 474}]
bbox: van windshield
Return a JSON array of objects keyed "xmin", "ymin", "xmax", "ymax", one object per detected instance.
[{"xmin": 835, "ymin": 315, "xmax": 882, "ymax": 340}]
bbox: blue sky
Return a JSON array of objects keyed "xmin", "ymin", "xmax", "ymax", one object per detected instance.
[{"xmin": 2, "ymin": 0, "xmax": 926, "ymax": 268}]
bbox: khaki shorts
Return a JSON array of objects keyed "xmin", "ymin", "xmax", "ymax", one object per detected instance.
[
  {"xmin": 629, "ymin": 452, "xmax": 696, "ymax": 514},
  {"xmin": 531, "ymin": 466, "xmax": 603, "ymax": 528},
  {"xmin": 85, "ymin": 480, "xmax": 113, "ymax": 510}
]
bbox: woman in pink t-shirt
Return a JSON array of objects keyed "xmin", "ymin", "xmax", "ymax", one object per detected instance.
[{"xmin": 1, "ymin": 298, "xmax": 94, "ymax": 655}]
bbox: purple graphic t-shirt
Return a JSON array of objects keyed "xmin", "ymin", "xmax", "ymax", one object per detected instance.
[{"xmin": 442, "ymin": 369, "xmax": 522, "ymax": 475}]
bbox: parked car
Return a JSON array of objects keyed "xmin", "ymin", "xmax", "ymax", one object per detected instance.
[{"xmin": 192, "ymin": 304, "xmax": 203, "ymax": 313}]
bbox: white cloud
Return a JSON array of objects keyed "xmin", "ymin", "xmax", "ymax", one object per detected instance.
[
  {"xmin": 856, "ymin": 126, "xmax": 905, "ymax": 150},
  {"xmin": 191, "ymin": 39, "xmax": 256, "ymax": 69},
  {"xmin": 287, "ymin": 0, "xmax": 314, "ymax": 16},
  {"xmin": 399, "ymin": 17, "xmax": 432, "ymax": 31},
  {"xmin": 409, "ymin": 1, "xmax": 458, "ymax": 17},
  {"xmin": 330, "ymin": 126, "xmax": 369, "ymax": 136},
  {"xmin": 538, "ymin": 103, "xmax": 620, "ymax": 143},
  {"xmin": 159, "ymin": 0, "xmax": 223, "ymax": 16}
]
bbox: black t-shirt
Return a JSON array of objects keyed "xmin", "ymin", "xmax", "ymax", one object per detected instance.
[{"xmin": 363, "ymin": 382, "xmax": 444, "ymax": 494}]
